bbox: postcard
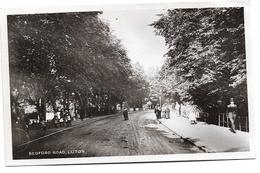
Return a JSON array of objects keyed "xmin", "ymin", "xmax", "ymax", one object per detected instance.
[{"xmin": 0, "ymin": 1, "xmax": 255, "ymax": 166}]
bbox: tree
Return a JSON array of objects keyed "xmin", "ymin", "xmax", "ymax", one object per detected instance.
[
  {"xmin": 8, "ymin": 11, "xmax": 139, "ymax": 120},
  {"xmin": 127, "ymin": 62, "xmax": 149, "ymax": 109},
  {"xmin": 151, "ymin": 8, "xmax": 248, "ymax": 119}
]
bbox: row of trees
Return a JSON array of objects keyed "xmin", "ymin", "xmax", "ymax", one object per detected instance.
[
  {"xmin": 8, "ymin": 11, "xmax": 149, "ymax": 122},
  {"xmin": 151, "ymin": 8, "xmax": 248, "ymax": 119}
]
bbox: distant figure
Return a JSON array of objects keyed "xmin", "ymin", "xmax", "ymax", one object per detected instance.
[
  {"xmin": 52, "ymin": 115, "xmax": 59, "ymax": 128},
  {"xmin": 227, "ymin": 98, "xmax": 237, "ymax": 133},
  {"xmin": 190, "ymin": 105, "xmax": 200, "ymax": 124},
  {"xmin": 22, "ymin": 114, "xmax": 30, "ymax": 132},
  {"xmin": 79, "ymin": 108, "xmax": 85, "ymax": 121},
  {"xmin": 175, "ymin": 102, "xmax": 181, "ymax": 117},
  {"xmin": 189, "ymin": 111, "xmax": 197, "ymax": 125},
  {"xmin": 40, "ymin": 118, "xmax": 47, "ymax": 134},
  {"xmin": 165, "ymin": 107, "xmax": 171, "ymax": 119},
  {"xmin": 65, "ymin": 110, "xmax": 72, "ymax": 127},
  {"xmin": 59, "ymin": 117, "xmax": 65, "ymax": 127},
  {"xmin": 154, "ymin": 105, "xmax": 162, "ymax": 119},
  {"xmin": 123, "ymin": 108, "xmax": 129, "ymax": 120},
  {"xmin": 172, "ymin": 102, "xmax": 176, "ymax": 110},
  {"xmin": 161, "ymin": 107, "xmax": 166, "ymax": 118}
]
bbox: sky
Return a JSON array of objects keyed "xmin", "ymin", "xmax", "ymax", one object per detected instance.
[{"xmin": 100, "ymin": 9, "xmax": 168, "ymax": 75}]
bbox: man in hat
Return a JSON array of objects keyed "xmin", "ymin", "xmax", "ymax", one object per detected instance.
[{"xmin": 227, "ymin": 98, "xmax": 237, "ymax": 133}]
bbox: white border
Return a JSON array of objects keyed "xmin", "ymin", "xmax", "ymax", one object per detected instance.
[
  {"xmin": 0, "ymin": 0, "xmax": 256, "ymax": 166},
  {"xmin": 0, "ymin": 1, "xmax": 246, "ymax": 15}
]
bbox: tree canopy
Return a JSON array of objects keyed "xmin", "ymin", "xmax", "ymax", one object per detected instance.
[
  {"xmin": 8, "ymin": 11, "xmax": 148, "ymax": 121},
  {"xmin": 151, "ymin": 8, "xmax": 248, "ymax": 117}
]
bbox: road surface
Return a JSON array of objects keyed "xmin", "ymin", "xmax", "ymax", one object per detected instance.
[{"xmin": 14, "ymin": 111, "xmax": 202, "ymax": 159}]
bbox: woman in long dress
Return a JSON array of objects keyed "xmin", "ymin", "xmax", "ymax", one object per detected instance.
[{"xmin": 123, "ymin": 108, "xmax": 129, "ymax": 120}]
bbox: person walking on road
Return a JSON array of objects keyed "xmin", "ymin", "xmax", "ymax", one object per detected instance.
[
  {"xmin": 123, "ymin": 107, "xmax": 129, "ymax": 120},
  {"xmin": 227, "ymin": 98, "xmax": 237, "ymax": 133}
]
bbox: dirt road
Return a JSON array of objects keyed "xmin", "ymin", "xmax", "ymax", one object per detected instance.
[{"xmin": 14, "ymin": 111, "xmax": 202, "ymax": 159}]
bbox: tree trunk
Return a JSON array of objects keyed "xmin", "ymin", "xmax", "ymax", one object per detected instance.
[{"xmin": 76, "ymin": 92, "xmax": 88, "ymax": 119}]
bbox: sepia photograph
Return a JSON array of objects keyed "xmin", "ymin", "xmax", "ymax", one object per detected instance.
[{"xmin": 0, "ymin": 2, "xmax": 255, "ymax": 165}]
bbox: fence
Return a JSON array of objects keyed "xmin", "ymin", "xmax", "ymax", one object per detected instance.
[
  {"xmin": 218, "ymin": 113, "xmax": 249, "ymax": 132},
  {"xmin": 174, "ymin": 104, "xmax": 249, "ymax": 132}
]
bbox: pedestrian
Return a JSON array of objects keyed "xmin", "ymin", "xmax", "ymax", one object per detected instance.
[
  {"xmin": 161, "ymin": 106, "xmax": 166, "ymax": 118},
  {"xmin": 189, "ymin": 105, "xmax": 198, "ymax": 124},
  {"xmin": 40, "ymin": 118, "xmax": 47, "ymax": 134},
  {"xmin": 154, "ymin": 105, "xmax": 159, "ymax": 119},
  {"xmin": 52, "ymin": 115, "xmax": 59, "ymax": 128},
  {"xmin": 175, "ymin": 102, "xmax": 181, "ymax": 117},
  {"xmin": 123, "ymin": 107, "xmax": 129, "ymax": 120},
  {"xmin": 165, "ymin": 107, "xmax": 171, "ymax": 119},
  {"xmin": 59, "ymin": 117, "xmax": 65, "ymax": 127},
  {"xmin": 79, "ymin": 108, "xmax": 85, "ymax": 121},
  {"xmin": 59, "ymin": 110, "xmax": 64, "ymax": 127},
  {"xmin": 154, "ymin": 104, "xmax": 162, "ymax": 119},
  {"xmin": 227, "ymin": 98, "xmax": 237, "ymax": 133},
  {"xmin": 158, "ymin": 106, "xmax": 162, "ymax": 119},
  {"xmin": 189, "ymin": 112, "xmax": 197, "ymax": 124},
  {"xmin": 65, "ymin": 110, "xmax": 72, "ymax": 127}
]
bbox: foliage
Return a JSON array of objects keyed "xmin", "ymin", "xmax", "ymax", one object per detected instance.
[
  {"xmin": 151, "ymin": 8, "xmax": 248, "ymax": 116},
  {"xmin": 8, "ymin": 12, "xmax": 148, "ymax": 120},
  {"xmin": 127, "ymin": 62, "xmax": 150, "ymax": 108}
]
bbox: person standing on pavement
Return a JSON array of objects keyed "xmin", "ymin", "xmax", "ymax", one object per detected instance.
[
  {"xmin": 154, "ymin": 105, "xmax": 159, "ymax": 119},
  {"xmin": 189, "ymin": 109, "xmax": 197, "ymax": 124},
  {"xmin": 154, "ymin": 104, "xmax": 162, "ymax": 119},
  {"xmin": 227, "ymin": 98, "xmax": 237, "ymax": 133},
  {"xmin": 158, "ymin": 106, "xmax": 162, "ymax": 119},
  {"xmin": 165, "ymin": 106, "xmax": 171, "ymax": 119},
  {"xmin": 175, "ymin": 102, "xmax": 181, "ymax": 117}
]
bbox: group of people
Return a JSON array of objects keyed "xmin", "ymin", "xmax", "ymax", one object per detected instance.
[
  {"xmin": 37, "ymin": 109, "xmax": 74, "ymax": 135},
  {"xmin": 52, "ymin": 109, "xmax": 73, "ymax": 128},
  {"xmin": 154, "ymin": 98, "xmax": 238, "ymax": 133},
  {"xmin": 154, "ymin": 104, "xmax": 171, "ymax": 120}
]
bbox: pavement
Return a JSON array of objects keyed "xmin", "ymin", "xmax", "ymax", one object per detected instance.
[{"xmin": 155, "ymin": 110, "xmax": 250, "ymax": 153}]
